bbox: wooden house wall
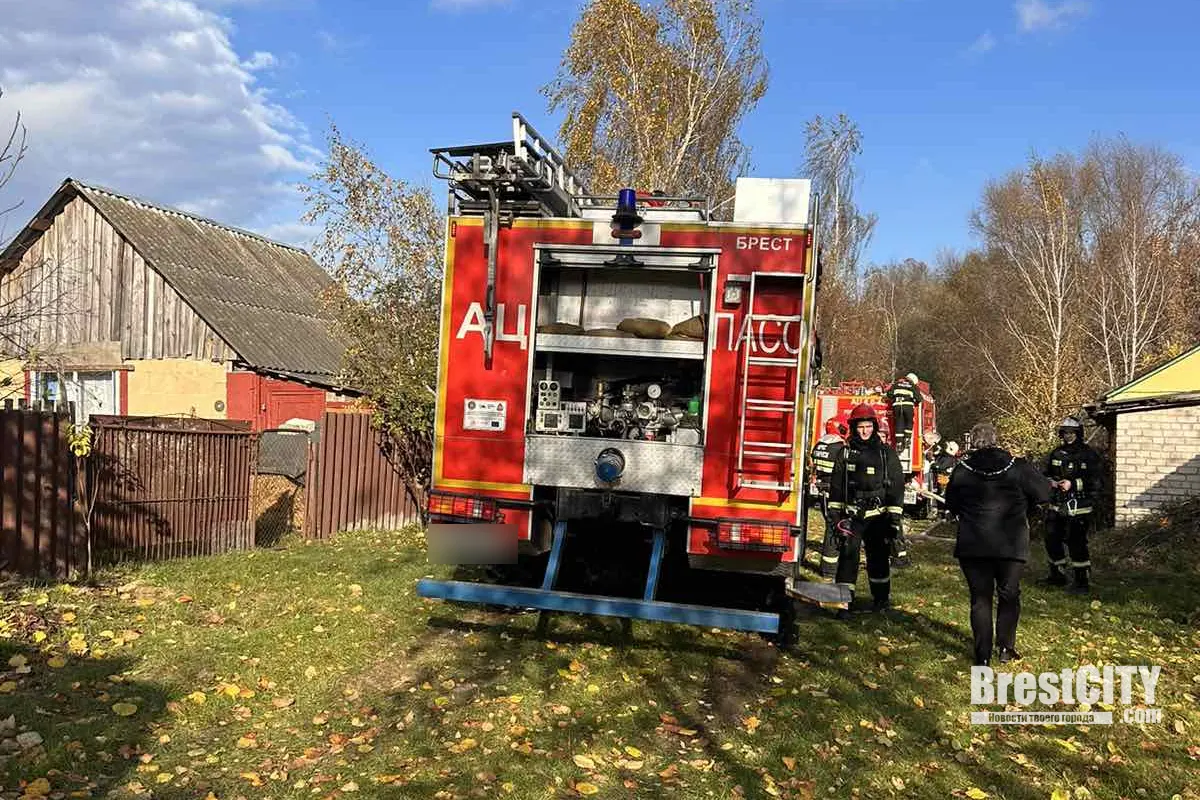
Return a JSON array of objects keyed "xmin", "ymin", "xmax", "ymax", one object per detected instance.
[{"xmin": 0, "ymin": 195, "xmax": 232, "ymax": 362}]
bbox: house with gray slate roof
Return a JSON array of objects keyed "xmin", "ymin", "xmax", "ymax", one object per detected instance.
[{"xmin": 0, "ymin": 178, "xmax": 357, "ymax": 429}]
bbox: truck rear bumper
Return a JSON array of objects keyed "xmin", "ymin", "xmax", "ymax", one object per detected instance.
[
  {"xmin": 415, "ymin": 580, "xmax": 779, "ymax": 633},
  {"xmin": 416, "ymin": 519, "xmax": 781, "ymax": 635}
]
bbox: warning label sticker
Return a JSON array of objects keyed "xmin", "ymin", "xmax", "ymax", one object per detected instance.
[{"xmin": 463, "ymin": 399, "xmax": 507, "ymax": 432}]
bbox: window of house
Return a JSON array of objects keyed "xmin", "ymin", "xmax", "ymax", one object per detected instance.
[{"xmin": 30, "ymin": 370, "xmax": 119, "ymax": 424}]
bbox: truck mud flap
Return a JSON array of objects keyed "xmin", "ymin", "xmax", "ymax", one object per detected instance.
[{"xmin": 416, "ymin": 520, "xmax": 779, "ymax": 635}]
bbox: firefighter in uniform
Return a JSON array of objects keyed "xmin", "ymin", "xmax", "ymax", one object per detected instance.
[
  {"xmin": 810, "ymin": 415, "xmax": 849, "ymax": 579},
  {"xmin": 931, "ymin": 441, "xmax": 960, "ymax": 519},
  {"xmin": 827, "ymin": 404, "xmax": 906, "ymax": 616},
  {"xmin": 1041, "ymin": 417, "xmax": 1105, "ymax": 593},
  {"xmin": 886, "ymin": 372, "xmax": 922, "ymax": 455}
]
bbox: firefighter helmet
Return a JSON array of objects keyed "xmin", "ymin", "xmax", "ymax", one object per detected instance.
[
  {"xmin": 945, "ymin": 441, "xmax": 960, "ymax": 456},
  {"xmin": 1057, "ymin": 416, "xmax": 1083, "ymax": 439},
  {"xmin": 824, "ymin": 417, "xmax": 845, "ymax": 436},
  {"xmin": 848, "ymin": 404, "xmax": 878, "ymax": 435},
  {"xmin": 905, "ymin": 372, "xmax": 919, "ymax": 385}
]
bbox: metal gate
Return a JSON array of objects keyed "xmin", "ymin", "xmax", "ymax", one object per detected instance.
[{"xmin": 90, "ymin": 416, "xmax": 255, "ymax": 561}]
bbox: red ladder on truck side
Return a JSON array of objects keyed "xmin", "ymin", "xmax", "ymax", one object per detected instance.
[{"xmin": 734, "ymin": 271, "xmax": 807, "ymax": 492}]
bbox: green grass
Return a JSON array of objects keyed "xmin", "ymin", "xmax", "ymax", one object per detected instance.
[{"xmin": 2, "ymin": 515, "xmax": 1200, "ymax": 800}]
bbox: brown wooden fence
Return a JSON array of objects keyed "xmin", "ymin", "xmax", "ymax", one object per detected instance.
[
  {"xmin": 0, "ymin": 402, "xmax": 85, "ymax": 578},
  {"xmin": 304, "ymin": 412, "xmax": 420, "ymax": 539},
  {"xmin": 90, "ymin": 416, "xmax": 256, "ymax": 562}
]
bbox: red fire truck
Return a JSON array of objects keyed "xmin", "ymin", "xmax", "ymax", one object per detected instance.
[
  {"xmin": 807, "ymin": 380, "xmax": 939, "ymax": 516},
  {"xmin": 416, "ymin": 113, "xmax": 825, "ymax": 639}
]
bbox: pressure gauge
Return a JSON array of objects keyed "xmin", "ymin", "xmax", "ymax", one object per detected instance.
[{"xmin": 647, "ymin": 383, "xmax": 662, "ymax": 400}]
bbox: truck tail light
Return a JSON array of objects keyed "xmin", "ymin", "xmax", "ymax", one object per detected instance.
[
  {"xmin": 427, "ymin": 492, "xmax": 502, "ymax": 522},
  {"xmin": 713, "ymin": 520, "xmax": 791, "ymax": 553}
]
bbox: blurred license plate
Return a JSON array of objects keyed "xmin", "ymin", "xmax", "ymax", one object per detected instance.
[{"xmin": 426, "ymin": 523, "xmax": 518, "ymax": 565}]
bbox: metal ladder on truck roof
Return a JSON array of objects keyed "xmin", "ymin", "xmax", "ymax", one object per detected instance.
[
  {"xmin": 735, "ymin": 272, "xmax": 807, "ymax": 492},
  {"xmin": 430, "ymin": 113, "xmax": 590, "ymax": 363},
  {"xmin": 431, "ymin": 112, "xmax": 589, "ymax": 219}
]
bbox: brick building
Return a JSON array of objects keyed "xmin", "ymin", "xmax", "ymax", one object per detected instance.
[{"xmin": 1087, "ymin": 344, "xmax": 1200, "ymax": 525}]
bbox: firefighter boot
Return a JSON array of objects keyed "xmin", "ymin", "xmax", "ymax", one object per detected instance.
[
  {"xmin": 1040, "ymin": 563, "xmax": 1068, "ymax": 587},
  {"xmin": 1067, "ymin": 566, "xmax": 1091, "ymax": 595}
]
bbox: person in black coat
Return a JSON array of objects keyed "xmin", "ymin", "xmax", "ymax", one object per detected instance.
[{"xmin": 944, "ymin": 422, "xmax": 1052, "ymax": 666}]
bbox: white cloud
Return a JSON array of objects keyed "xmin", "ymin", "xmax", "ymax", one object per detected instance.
[
  {"xmin": 0, "ymin": 0, "xmax": 317, "ymax": 244},
  {"xmin": 968, "ymin": 31, "xmax": 997, "ymax": 54},
  {"xmin": 1016, "ymin": 0, "xmax": 1090, "ymax": 32},
  {"xmin": 241, "ymin": 50, "xmax": 277, "ymax": 71}
]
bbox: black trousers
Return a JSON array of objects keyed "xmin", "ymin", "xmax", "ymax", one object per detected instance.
[
  {"xmin": 960, "ymin": 558, "xmax": 1023, "ymax": 665},
  {"xmin": 1046, "ymin": 511, "xmax": 1091, "ymax": 580},
  {"xmin": 893, "ymin": 404, "xmax": 914, "ymax": 437},
  {"xmin": 835, "ymin": 517, "xmax": 892, "ymax": 602}
]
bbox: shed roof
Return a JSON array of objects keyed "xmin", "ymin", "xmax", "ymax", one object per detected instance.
[
  {"xmin": 1087, "ymin": 342, "xmax": 1200, "ymax": 418},
  {"xmin": 1, "ymin": 179, "xmax": 349, "ymax": 387},
  {"xmin": 1097, "ymin": 343, "xmax": 1200, "ymax": 405}
]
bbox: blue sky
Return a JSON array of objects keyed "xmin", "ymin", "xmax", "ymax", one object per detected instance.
[{"xmin": 4, "ymin": 0, "xmax": 1199, "ymax": 267}]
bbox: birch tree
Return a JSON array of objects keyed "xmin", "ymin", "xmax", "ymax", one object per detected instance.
[
  {"xmin": 1083, "ymin": 138, "xmax": 1200, "ymax": 385},
  {"xmin": 544, "ymin": 0, "xmax": 768, "ymax": 207},
  {"xmin": 300, "ymin": 124, "xmax": 445, "ymax": 512},
  {"xmin": 802, "ymin": 114, "xmax": 877, "ymax": 381},
  {"xmin": 971, "ymin": 154, "xmax": 1088, "ymax": 437}
]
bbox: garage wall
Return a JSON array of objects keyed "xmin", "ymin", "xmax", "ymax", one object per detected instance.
[{"xmin": 1114, "ymin": 405, "xmax": 1200, "ymax": 523}]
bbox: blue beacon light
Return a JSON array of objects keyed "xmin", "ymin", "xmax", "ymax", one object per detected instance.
[{"xmin": 611, "ymin": 187, "xmax": 643, "ymax": 245}]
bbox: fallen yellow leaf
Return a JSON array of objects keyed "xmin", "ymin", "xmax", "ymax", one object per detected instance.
[
  {"xmin": 625, "ymin": 746, "xmax": 643, "ymax": 758},
  {"xmin": 236, "ymin": 735, "xmax": 257, "ymax": 749},
  {"xmin": 0, "ymin": 680, "xmax": 17, "ymax": 694},
  {"xmin": 61, "ymin": 612, "xmax": 77, "ymax": 623},
  {"xmin": 743, "ymin": 715, "xmax": 761, "ymax": 733},
  {"xmin": 112, "ymin": 702, "xmax": 138, "ymax": 717},
  {"xmin": 575, "ymin": 782, "xmax": 599, "ymax": 796},
  {"xmin": 22, "ymin": 777, "xmax": 51, "ymax": 797},
  {"xmin": 965, "ymin": 789, "xmax": 988, "ymax": 799},
  {"xmin": 782, "ymin": 756, "xmax": 796, "ymax": 771},
  {"xmin": 46, "ymin": 656, "xmax": 66, "ymax": 669},
  {"xmin": 8, "ymin": 654, "xmax": 27, "ymax": 668},
  {"xmin": 573, "ymin": 755, "xmax": 596, "ymax": 769},
  {"xmin": 32, "ymin": 631, "xmax": 46, "ymax": 643},
  {"xmin": 187, "ymin": 691, "xmax": 207, "ymax": 704},
  {"xmin": 272, "ymin": 696, "xmax": 296, "ymax": 708}
]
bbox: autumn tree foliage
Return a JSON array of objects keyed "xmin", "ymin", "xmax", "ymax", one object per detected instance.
[
  {"xmin": 544, "ymin": 0, "xmax": 768, "ymax": 207},
  {"xmin": 301, "ymin": 124, "xmax": 445, "ymax": 511},
  {"xmin": 833, "ymin": 138, "xmax": 1200, "ymax": 454}
]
